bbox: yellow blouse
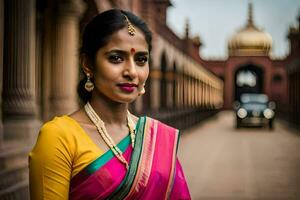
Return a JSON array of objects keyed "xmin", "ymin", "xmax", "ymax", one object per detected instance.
[{"xmin": 29, "ymin": 116, "xmax": 104, "ymax": 200}]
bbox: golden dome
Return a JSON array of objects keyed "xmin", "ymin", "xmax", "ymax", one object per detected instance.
[{"xmin": 228, "ymin": 3, "xmax": 272, "ymax": 56}]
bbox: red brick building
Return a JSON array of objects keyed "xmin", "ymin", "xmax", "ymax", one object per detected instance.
[
  {"xmin": 0, "ymin": 0, "xmax": 223, "ymax": 198},
  {"xmin": 200, "ymin": 3, "xmax": 292, "ymax": 111},
  {"xmin": 286, "ymin": 16, "xmax": 300, "ymax": 125}
]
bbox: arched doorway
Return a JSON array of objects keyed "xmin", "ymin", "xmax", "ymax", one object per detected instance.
[
  {"xmin": 234, "ymin": 64, "xmax": 264, "ymax": 101},
  {"xmin": 160, "ymin": 52, "xmax": 167, "ymax": 108},
  {"xmin": 173, "ymin": 62, "xmax": 177, "ymax": 107}
]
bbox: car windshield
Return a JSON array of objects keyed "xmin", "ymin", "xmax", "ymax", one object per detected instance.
[
  {"xmin": 240, "ymin": 94, "xmax": 268, "ymax": 104},
  {"xmin": 242, "ymin": 103, "xmax": 267, "ymax": 110}
]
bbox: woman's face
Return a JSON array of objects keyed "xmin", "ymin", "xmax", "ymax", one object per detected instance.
[{"xmin": 91, "ymin": 27, "xmax": 149, "ymax": 103}]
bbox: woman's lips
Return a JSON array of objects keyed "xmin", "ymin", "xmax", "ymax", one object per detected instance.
[{"xmin": 117, "ymin": 83, "xmax": 137, "ymax": 93}]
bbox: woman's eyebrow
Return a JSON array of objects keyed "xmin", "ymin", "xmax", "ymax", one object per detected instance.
[
  {"xmin": 104, "ymin": 49, "xmax": 127, "ymax": 55},
  {"xmin": 135, "ymin": 51, "xmax": 149, "ymax": 56},
  {"xmin": 105, "ymin": 49, "xmax": 149, "ymax": 56}
]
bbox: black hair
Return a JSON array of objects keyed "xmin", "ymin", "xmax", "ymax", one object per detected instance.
[{"xmin": 78, "ymin": 9, "xmax": 152, "ymax": 103}]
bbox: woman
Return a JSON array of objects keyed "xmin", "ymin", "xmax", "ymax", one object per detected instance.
[{"xmin": 29, "ymin": 9, "xmax": 191, "ymax": 200}]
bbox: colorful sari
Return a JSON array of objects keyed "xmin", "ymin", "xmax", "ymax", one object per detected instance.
[{"xmin": 69, "ymin": 116, "xmax": 191, "ymax": 200}]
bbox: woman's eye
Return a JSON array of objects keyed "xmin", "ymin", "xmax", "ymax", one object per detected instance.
[
  {"xmin": 108, "ymin": 55, "xmax": 123, "ymax": 63},
  {"xmin": 135, "ymin": 56, "xmax": 148, "ymax": 66}
]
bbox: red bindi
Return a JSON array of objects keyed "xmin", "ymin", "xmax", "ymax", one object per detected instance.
[{"xmin": 130, "ymin": 48, "xmax": 136, "ymax": 54}]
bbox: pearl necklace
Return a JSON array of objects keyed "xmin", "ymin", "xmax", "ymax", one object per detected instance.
[{"xmin": 84, "ymin": 102, "xmax": 136, "ymax": 169}]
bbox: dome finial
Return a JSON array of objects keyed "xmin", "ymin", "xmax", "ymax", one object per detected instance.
[
  {"xmin": 228, "ymin": 0, "xmax": 272, "ymax": 56},
  {"xmin": 185, "ymin": 18, "xmax": 190, "ymax": 39},
  {"xmin": 247, "ymin": 1, "xmax": 254, "ymax": 27}
]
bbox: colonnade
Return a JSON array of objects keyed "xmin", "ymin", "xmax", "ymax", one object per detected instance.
[
  {"xmin": 146, "ymin": 69, "xmax": 223, "ymax": 110},
  {"xmin": 0, "ymin": 0, "xmax": 84, "ymax": 197},
  {"xmin": 145, "ymin": 52, "xmax": 223, "ymax": 113},
  {"xmin": 2, "ymin": 0, "xmax": 40, "ymax": 142},
  {"xmin": 1, "ymin": 0, "xmax": 83, "ymax": 144},
  {"xmin": 0, "ymin": 0, "xmax": 224, "ymax": 197}
]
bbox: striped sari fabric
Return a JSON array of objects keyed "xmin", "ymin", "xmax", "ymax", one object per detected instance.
[{"xmin": 69, "ymin": 116, "xmax": 191, "ymax": 200}]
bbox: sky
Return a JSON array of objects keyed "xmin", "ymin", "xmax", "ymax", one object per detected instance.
[{"xmin": 167, "ymin": 0, "xmax": 300, "ymax": 59}]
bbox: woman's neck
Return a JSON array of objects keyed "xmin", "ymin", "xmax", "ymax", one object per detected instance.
[{"xmin": 88, "ymin": 94, "xmax": 128, "ymax": 125}]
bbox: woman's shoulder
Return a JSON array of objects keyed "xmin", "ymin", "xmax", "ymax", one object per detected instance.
[
  {"xmin": 39, "ymin": 115, "xmax": 80, "ymax": 139},
  {"xmin": 30, "ymin": 116, "xmax": 76, "ymax": 169},
  {"xmin": 41, "ymin": 115, "xmax": 71, "ymax": 129}
]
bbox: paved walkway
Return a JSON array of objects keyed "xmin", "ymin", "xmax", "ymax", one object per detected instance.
[{"xmin": 178, "ymin": 111, "xmax": 300, "ymax": 200}]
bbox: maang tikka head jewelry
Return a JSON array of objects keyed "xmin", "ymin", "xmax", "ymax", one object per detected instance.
[
  {"xmin": 85, "ymin": 73, "xmax": 94, "ymax": 92},
  {"xmin": 123, "ymin": 14, "xmax": 136, "ymax": 36}
]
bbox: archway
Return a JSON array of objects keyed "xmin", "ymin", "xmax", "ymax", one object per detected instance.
[
  {"xmin": 173, "ymin": 62, "xmax": 177, "ymax": 107},
  {"xmin": 160, "ymin": 52, "xmax": 167, "ymax": 108},
  {"xmin": 234, "ymin": 64, "xmax": 264, "ymax": 101}
]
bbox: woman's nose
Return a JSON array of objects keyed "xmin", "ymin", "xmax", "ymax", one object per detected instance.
[{"xmin": 123, "ymin": 59, "xmax": 137, "ymax": 79}]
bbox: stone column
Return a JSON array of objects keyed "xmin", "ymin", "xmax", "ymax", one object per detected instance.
[
  {"xmin": 180, "ymin": 73, "xmax": 184, "ymax": 107},
  {"xmin": 0, "ymin": 0, "xmax": 3, "ymax": 146},
  {"xmin": 190, "ymin": 77, "xmax": 193, "ymax": 106},
  {"xmin": 166, "ymin": 71, "xmax": 173, "ymax": 107},
  {"xmin": 188, "ymin": 77, "xmax": 192, "ymax": 106},
  {"xmin": 212, "ymin": 86, "xmax": 215, "ymax": 108},
  {"xmin": 194, "ymin": 79, "xmax": 196, "ymax": 106},
  {"xmin": 2, "ymin": 0, "xmax": 40, "ymax": 142},
  {"xmin": 199, "ymin": 81, "xmax": 202, "ymax": 107},
  {"xmin": 195, "ymin": 80, "xmax": 198, "ymax": 106},
  {"xmin": 196, "ymin": 80, "xmax": 199, "ymax": 106},
  {"xmin": 176, "ymin": 72, "xmax": 181, "ymax": 107},
  {"xmin": 209, "ymin": 84, "xmax": 211, "ymax": 107},
  {"xmin": 174, "ymin": 75, "xmax": 178, "ymax": 107},
  {"xmin": 192, "ymin": 78, "xmax": 196, "ymax": 106},
  {"xmin": 201, "ymin": 81, "xmax": 205, "ymax": 108},
  {"xmin": 198, "ymin": 80, "xmax": 200, "ymax": 106},
  {"xmin": 195, "ymin": 79, "xmax": 197, "ymax": 106},
  {"xmin": 183, "ymin": 74, "xmax": 187, "ymax": 106},
  {"xmin": 208, "ymin": 84, "xmax": 211, "ymax": 108},
  {"xmin": 190, "ymin": 78, "xmax": 193, "ymax": 106},
  {"xmin": 204, "ymin": 83, "xmax": 207, "ymax": 107},
  {"xmin": 150, "ymin": 70, "xmax": 161, "ymax": 109},
  {"xmin": 178, "ymin": 73, "xmax": 182, "ymax": 107},
  {"xmin": 49, "ymin": 0, "xmax": 83, "ymax": 117},
  {"xmin": 183, "ymin": 75, "xmax": 187, "ymax": 106},
  {"xmin": 151, "ymin": 79, "xmax": 160, "ymax": 109},
  {"xmin": 186, "ymin": 76, "xmax": 189, "ymax": 106},
  {"xmin": 186, "ymin": 75, "xmax": 189, "ymax": 107}
]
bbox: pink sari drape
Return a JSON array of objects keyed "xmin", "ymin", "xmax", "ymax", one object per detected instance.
[{"xmin": 69, "ymin": 117, "xmax": 191, "ymax": 200}]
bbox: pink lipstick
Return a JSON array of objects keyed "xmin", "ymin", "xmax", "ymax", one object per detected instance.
[{"xmin": 117, "ymin": 83, "xmax": 137, "ymax": 93}]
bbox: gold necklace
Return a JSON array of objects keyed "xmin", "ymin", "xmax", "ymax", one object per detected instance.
[{"xmin": 84, "ymin": 102, "xmax": 136, "ymax": 169}]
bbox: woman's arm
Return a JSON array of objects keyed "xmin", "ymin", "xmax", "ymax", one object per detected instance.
[{"xmin": 29, "ymin": 121, "xmax": 73, "ymax": 200}]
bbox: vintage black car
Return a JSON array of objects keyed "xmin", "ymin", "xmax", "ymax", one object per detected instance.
[{"xmin": 234, "ymin": 93, "xmax": 275, "ymax": 129}]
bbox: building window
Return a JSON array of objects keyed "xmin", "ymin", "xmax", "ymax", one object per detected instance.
[{"xmin": 272, "ymin": 74, "xmax": 282, "ymax": 83}]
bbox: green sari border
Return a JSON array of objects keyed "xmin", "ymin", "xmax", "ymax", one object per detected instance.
[
  {"xmin": 84, "ymin": 117, "xmax": 142, "ymax": 175},
  {"xmin": 86, "ymin": 135, "xmax": 130, "ymax": 174},
  {"xmin": 176, "ymin": 130, "xmax": 181, "ymax": 154},
  {"xmin": 108, "ymin": 116, "xmax": 147, "ymax": 200}
]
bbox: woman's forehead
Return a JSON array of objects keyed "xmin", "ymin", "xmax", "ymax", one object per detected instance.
[{"xmin": 102, "ymin": 27, "xmax": 148, "ymax": 52}]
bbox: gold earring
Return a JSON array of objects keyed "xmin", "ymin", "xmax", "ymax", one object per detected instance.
[
  {"xmin": 85, "ymin": 73, "xmax": 94, "ymax": 92},
  {"xmin": 139, "ymin": 84, "xmax": 145, "ymax": 96}
]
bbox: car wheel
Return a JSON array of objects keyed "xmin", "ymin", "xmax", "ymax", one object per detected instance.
[
  {"xmin": 236, "ymin": 118, "xmax": 241, "ymax": 129},
  {"xmin": 268, "ymin": 120, "xmax": 273, "ymax": 130}
]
